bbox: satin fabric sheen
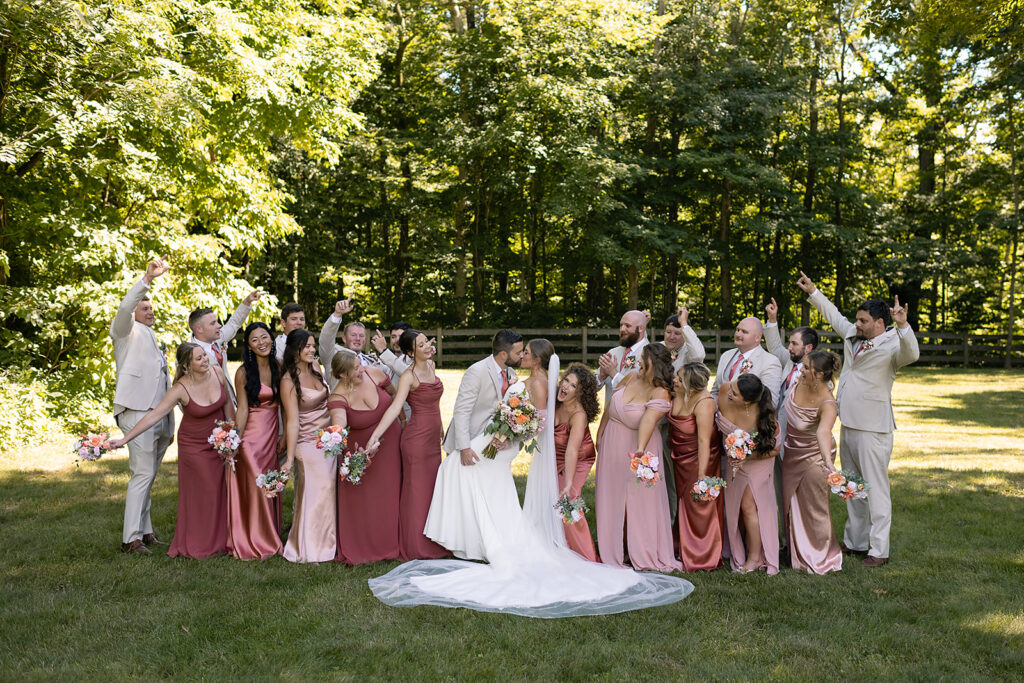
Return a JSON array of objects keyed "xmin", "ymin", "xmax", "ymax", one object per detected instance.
[
  {"xmin": 399, "ymin": 377, "xmax": 449, "ymax": 560},
  {"xmin": 667, "ymin": 398, "xmax": 725, "ymax": 571},
  {"xmin": 596, "ymin": 387, "xmax": 682, "ymax": 572},
  {"xmin": 227, "ymin": 383, "xmax": 283, "ymax": 560},
  {"xmin": 168, "ymin": 383, "xmax": 229, "ymax": 559},
  {"xmin": 553, "ymin": 420, "xmax": 598, "ymax": 562},
  {"xmin": 781, "ymin": 392, "xmax": 842, "ymax": 574},
  {"xmin": 283, "ymin": 383, "xmax": 336, "ymax": 563},
  {"xmin": 328, "ymin": 378, "xmax": 402, "ymax": 565}
]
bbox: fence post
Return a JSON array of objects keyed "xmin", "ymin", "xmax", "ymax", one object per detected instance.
[
  {"xmin": 435, "ymin": 328, "xmax": 443, "ymax": 368},
  {"xmin": 714, "ymin": 330, "xmax": 722, "ymax": 363},
  {"xmin": 962, "ymin": 333, "xmax": 969, "ymax": 368},
  {"xmin": 582, "ymin": 326, "xmax": 589, "ymax": 365}
]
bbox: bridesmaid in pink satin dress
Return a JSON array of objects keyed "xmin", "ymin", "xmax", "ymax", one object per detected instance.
[
  {"xmin": 366, "ymin": 330, "xmax": 448, "ymax": 560},
  {"xmin": 595, "ymin": 344, "xmax": 681, "ymax": 572},
  {"xmin": 327, "ymin": 352, "xmax": 402, "ymax": 564},
  {"xmin": 716, "ymin": 373, "xmax": 781, "ymax": 574},
  {"xmin": 553, "ymin": 363, "xmax": 600, "ymax": 562},
  {"xmin": 228, "ymin": 323, "xmax": 284, "ymax": 560},
  {"xmin": 667, "ymin": 362, "xmax": 724, "ymax": 571},
  {"xmin": 281, "ymin": 330, "xmax": 336, "ymax": 563},
  {"xmin": 782, "ymin": 350, "xmax": 843, "ymax": 574},
  {"xmin": 110, "ymin": 342, "xmax": 235, "ymax": 559}
]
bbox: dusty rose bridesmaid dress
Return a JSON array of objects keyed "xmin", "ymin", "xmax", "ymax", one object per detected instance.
[
  {"xmin": 553, "ymin": 419, "xmax": 599, "ymax": 562},
  {"xmin": 398, "ymin": 376, "xmax": 449, "ymax": 560},
  {"xmin": 667, "ymin": 396, "xmax": 724, "ymax": 571},
  {"xmin": 168, "ymin": 384, "xmax": 229, "ymax": 559},
  {"xmin": 283, "ymin": 383, "xmax": 336, "ymax": 563},
  {"xmin": 595, "ymin": 386, "xmax": 681, "ymax": 572},
  {"xmin": 781, "ymin": 392, "xmax": 842, "ymax": 574},
  {"xmin": 328, "ymin": 377, "xmax": 402, "ymax": 565},
  {"xmin": 227, "ymin": 383, "xmax": 283, "ymax": 560}
]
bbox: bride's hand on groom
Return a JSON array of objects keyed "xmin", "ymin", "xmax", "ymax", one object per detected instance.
[{"xmin": 460, "ymin": 448, "xmax": 479, "ymax": 466}]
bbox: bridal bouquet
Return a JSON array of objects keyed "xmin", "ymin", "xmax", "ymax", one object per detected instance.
[
  {"xmin": 629, "ymin": 451, "xmax": 661, "ymax": 487},
  {"xmin": 692, "ymin": 476, "xmax": 727, "ymax": 502},
  {"xmin": 208, "ymin": 421, "xmax": 240, "ymax": 471},
  {"xmin": 338, "ymin": 447, "xmax": 373, "ymax": 485},
  {"xmin": 73, "ymin": 432, "xmax": 116, "ymax": 463},
  {"xmin": 255, "ymin": 469, "xmax": 289, "ymax": 498},
  {"xmin": 828, "ymin": 470, "xmax": 868, "ymax": 500},
  {"xmin": 315, "ymin": 425, "xmax": 349, "ymax": 459},
  {"xmin": 553, "ymin": 495, "xmax": 589, "ymax": 524},
  {"xmin": 482, "ymin": 393, "xmax": 543, "ymax": 458}
]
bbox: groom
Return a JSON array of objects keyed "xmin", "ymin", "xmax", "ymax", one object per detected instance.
[{"xmin": 443, "ymin": 329, "xmax": 524, "ymax": 466}]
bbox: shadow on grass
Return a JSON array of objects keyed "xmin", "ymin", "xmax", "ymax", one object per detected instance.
[{"xmin": 903, "ymin": 389, "xmax": 1024, "ymax": 430}]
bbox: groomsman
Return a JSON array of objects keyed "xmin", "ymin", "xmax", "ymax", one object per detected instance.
[
  {"xmin": 660, "ymin": 306, "xmax": 706, "ymax": 372},
  {"xmin": 275, "ymin": 303, "xmax": 306, "ymax": 361},
  {"xmin": 369, "ymin": 321, "xmax": 414, "ymax": 381},
  {"xmin": 318, "ymin": 299, "xmax": 387, "ymax": 388},
  {"xmin": 596, "ymin": 310, "xmax": 650, "ymax": 403},
  {"xmin": 443, "ymin": 330, "xmax": 523, "ymax": 465},
  {"xmin": 798, "ymin": 271, "xmax": 918, "ymax": 568},
  {"xmin": 763, "ymin": 297, "xmax": 820, "ymax": 444},
  {"xmin": 111, "ymin": 258, "xmax": 174, "ymax": 555},
  {"xmin": 710, "ymin": 317, "xmax": 783, "ymax": 405},
  {"xmin": 188, "ymin": 290, "xmax": 259, "ymax": 404}
]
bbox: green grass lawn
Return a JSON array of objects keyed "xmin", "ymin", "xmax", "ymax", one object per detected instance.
[{"xmin": 1, "ymin": 367, "xmax": 1022, "ymax": 679}]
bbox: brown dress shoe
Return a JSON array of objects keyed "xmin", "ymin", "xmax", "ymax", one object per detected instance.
[
  {"xmin": 840, "ymin": 543, "xmax": 868, "ymax": 557},
  {"xmin": 121, "ymin": 539, "xmax": 151, "ymax": 555},
  {"xmin": 861, "ymin": 555, "xmax": 889, "ymax": 568},
  {"xmin": 142, "ymin": 533, "xmax": 166, "ymax": 546}
]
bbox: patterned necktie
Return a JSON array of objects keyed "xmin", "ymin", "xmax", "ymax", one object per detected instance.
[
  {"xmin": 212, "ymin": 342, "xmax": 224, "ymax": 366},
  {"xmin": 727, "ymin": 353, "xmax": 744, "ymax": 380}
]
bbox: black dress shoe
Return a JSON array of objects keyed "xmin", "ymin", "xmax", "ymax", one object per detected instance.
[
  {"xmin": 121, "ymin": 539, "xmax": 151, "ymax": 555},
  {"xmin": 142, "ymin": 533, "xmax": 166, "ymax": 546},
  {"xmin": 840, "ymin": 543, "xmax": 868, "ymax": 557}
]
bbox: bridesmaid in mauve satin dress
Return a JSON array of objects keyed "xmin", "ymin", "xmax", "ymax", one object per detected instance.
[
  {"xmin": 667, "ymin": 362, "xmax": 724, "ymax": 572},
  {"xmin": 716, "ymin": 373, "xmax": 782, "ymax": 575},
  {"xmin": 366, "ymin": 330, "xmax": 448, "ymax": 560},
  {"xmin": 595, "ymin": 345, "xmax": 681, "ymax": 572},
  {"xmin": 227, "ymin": 323, "xmax": 284, "ymax": 560},
  {"xmin": 327, "ymin": 352, "xmax": 402, "ymax": 565},
  {"xmin": 782, "ymin": 350, "xmax": 843, "ymax": 574},
  {"xmin": 111, "ymin": 343, "xmax": 235, "ymax": 559},
  {"xmin": 553, "ymin": 363, "xmax": 600, "ymax": 562},
  {"xmin": 281, "ymin": 330, "xmax": 337, "ymax": 563}
]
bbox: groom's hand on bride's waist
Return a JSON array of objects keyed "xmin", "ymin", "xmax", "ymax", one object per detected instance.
[{"xmin": 460, "ymin": 448, "xmax": 480, "ymax": 466}]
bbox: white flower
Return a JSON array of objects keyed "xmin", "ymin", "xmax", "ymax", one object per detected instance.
[
  {"xmin": 648, "ymin": 455, "xmax": 660, "ymax": 470},
  {"xmin": 710, "ymin": 488, "xmax": 721, "ymax": 498},
  {"xmin": 340, "ymin": 465, "xmax": 350, "ymax": 475},
  {"xmin": 697, "ymin": 481, "xmax": 709, "ymax": 493},
  {"xmin": 570, "ymin": 510, "xmax": 583, "ymax": 523}
]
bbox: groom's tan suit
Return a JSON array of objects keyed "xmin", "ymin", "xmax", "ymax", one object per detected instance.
[
  {"xmin": 111, "ymin": 278, "xmax": 174, "ymax": 545},
  {"xmin": 443, "ymin": 356, "xmax": 517, "ymax": 455},
  {"xmin": 808, "ymin": 289, "xmax": 919, "ymax": 559}
]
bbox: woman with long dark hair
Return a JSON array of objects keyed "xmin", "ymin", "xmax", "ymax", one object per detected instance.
[
  {"xmin": 227, "ymin": 322, "xmax": 284, "ymax": 559},
  {"xmin": 553, "ymin": 363, "xmax": 600, "ymax": 562},
  {"xmin": 715, "ymin": 373, "xmax": 781, "ymax": 574}
]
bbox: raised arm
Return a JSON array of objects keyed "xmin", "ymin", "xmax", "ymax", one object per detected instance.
[
  {"xmin": 762, "ymin": 298, "xmax": 790, "ymax": 366},
  {"xmin": 110, "ymin": 258, "xmax": 167, "ymax": 339},
  {"xmin": 219, "ymin": 291, "xmax": 258, "ymax": 344},
  {"xmin": 680, "ymin": 325, "xmax": 706, "ymax": 363},
  {"xmin": 108, "ymin": 384, "xmax": 184, "ymax": 448},
  {"xmin": 890, "ymin": 296, "xmax": 920, "ymax": 369},
  {"xmin": 366, "ymin": 372, "xmax": 415, "ymax": 448},
  {"xmin": 319, "ymin": 298, "xmax": 351, "ymax": 366},
  {"xmin": 799, "ymin": 271, "xmax": 856, "ymax": 339}
]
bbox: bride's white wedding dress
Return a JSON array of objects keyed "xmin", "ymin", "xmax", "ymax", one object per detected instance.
[{"xmin": 368, "ymin": 355, "xmax": 694, "ymax": 618}]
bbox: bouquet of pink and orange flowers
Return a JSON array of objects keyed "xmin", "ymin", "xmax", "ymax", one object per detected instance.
[
  {"xmin": 255, "ymin": 470, "xmax": 289, "ymax": 498},
  {"xmin": 827, "ymin": 470, "xmax": 868, "ymax": 500},
  {"xmin": 691, "ymin": 476, "xmax": 727, "ymax": 502},
  {"xmin": 339, "ymin": 447, "xmax": 373, "ymax": 485},
  {"xmin": 723, "ymin": 428, "xmax": 758, "ymax": 476},
  {"xmin": 553, "ymin": 495, "xmax": 589, "ymax": 524},
  {"xmin": 482, "ymin": 393, "xmax": 544, "ymax": 458},
  {"xmin": 629, "ymin": 451, "xmax": 661, "ymax": 487},
  {"xmin": 315, "ymin": 425, "xmax": 349, "ymax": 459},
  {"xmin": 208, "ymin": 420, "xmax": 241, "ymax": 471},
  {"xmin": 73, "ymin": 432, "xmax": 116, "ymax": 463}
]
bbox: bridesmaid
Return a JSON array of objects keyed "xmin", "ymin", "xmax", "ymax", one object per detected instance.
[
  {"xmin": 281, "ymin": 330, "xmax": 336, "ymax": 563},
  {"xmin": 782, "ymin": 349, "xmax": 843, "ymax": 574},
  {"xmin": 110, "ymin": 342, "xmax": 234, "ymax": 559},
  {"xmin": 667, "ymin": 362, "xmax": 724, "ymax": 571},
  {"xmin": 553, "ymin": 362, "xmax": 600, "ymax": 562},
  {"xmin": 327, "ymin": 352, "xmax": 402, "ymax": 564},
  {"xmin": 228, "ymin": 322, "xmax": 284, "ymax": 560},
  {"xmin": 715, "ymin": 373, "xmax": 781, "ymax": 574},
  {"xmin": 366, "ymin": 329, "xmax": 448, "ymax": 560},
  {"xmin": 595, "ymin": 344, "xmax": 681, "ymax": 572}
]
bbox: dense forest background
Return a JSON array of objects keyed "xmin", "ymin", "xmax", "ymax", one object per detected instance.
[{"xmin": 1, "ymin": 0, "xmax": 1021, "ymax": 446}]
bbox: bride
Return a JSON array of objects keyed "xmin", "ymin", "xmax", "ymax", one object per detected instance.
[{"xmin": 368, "ymin": 340, "xmax": 694, "ymax": 618}]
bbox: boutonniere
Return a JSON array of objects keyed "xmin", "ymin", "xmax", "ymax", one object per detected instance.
[
  {"xmin": 861, "ymin": 340, "xmax": 874, "ymax": 352},
  {"xmin": 738, "ymin": 358, "xmax": 754, "ymax": 374},
  {"xmin": 623, "ymin": 355, "xmax": 640, "ymax": 370},
  {"xmin": 670, "ymin": 350, "xmax": 679, "ymax": 362}
]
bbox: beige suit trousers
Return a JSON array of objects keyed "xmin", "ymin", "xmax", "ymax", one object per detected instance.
[
  {"xmin": 840, "ymin": 426, "xmax": 893, "ymax": 559},
  {"xmin": 117, "ymin": 408, "xmax": 174, "ymax": 543}
]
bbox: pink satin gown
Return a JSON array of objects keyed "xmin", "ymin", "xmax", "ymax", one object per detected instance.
[
  {"xmin": 168, "ymin": 383, "xmax": 229, "ymax": 559},
  {"xmin": 554, "ymin": 418, "xmax": 599, "ymax": 562},
  {"xmin": 716, "ymin": 411, "xmax": 781, "ymax": 575},
  {"xmin": 227, "ymin": 384, "xmax": 283, "ymax": 560},
  {"xmin": 781, "ymin": 392, "xmax": 842, "ymax": 574},
  {"xmin": 595, "ymin": 387, "xmax": 681, "ymax": 572},
  {"xmin": 283, "ymin": 383, "xmax": 336, "ymax": 563},
  {"xmin": 667, "ymin": 396, "xmax": 724, "ymax": 571},
  {"xmin": 328, "ymin": 377, "xmax": 402, "ymax": 565},
  {"xmin": 399, "ymin": 376, "xmax": 449, "ymax": 560}
]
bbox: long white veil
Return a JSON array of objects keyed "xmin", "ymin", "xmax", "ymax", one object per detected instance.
[{"xmin": 522, "ymin": 353, "xmax": 567, "ymax": 548}]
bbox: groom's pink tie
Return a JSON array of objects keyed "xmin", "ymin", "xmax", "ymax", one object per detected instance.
[{"xmin": 500, "ymin": 370, "xmax": 509, "ymax": 396}]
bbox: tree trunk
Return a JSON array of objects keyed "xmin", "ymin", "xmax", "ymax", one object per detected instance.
[
  {"xmin": 1006, "ymin": 102, "xmax": 1020, "ymax": 368},
  {"xmin": 627, "ymin": 263, "xmax": 639, "ymax": 310},
  {"xmin": 718, "ymin": 179, "xmax": 732, "ymax": 327}
]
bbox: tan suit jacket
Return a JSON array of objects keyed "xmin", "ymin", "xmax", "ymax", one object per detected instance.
[
  {"xmin": 442, "ymin": 356, "xmax": 517, "ymax": 454},
  {"xmin": 763, "ymin": 323, "xmax": 798, "ymax": 410},
  {"xmin": 711, "ymin": 344, "xmax": 783, "ymax": 406},
  {"xmin": 808, "ymin": 289, "xmax": 919, "ymax": 433},
  {"xmin": 598, "ymin": 337, "xmax": 650, "ymax": 404},
  {"xmin": 660, "ymin": 324, "xmax": 706, "ymax": 374},
  {"xmin": 111, "ymin": 279, "xmax": 172, "ymax": 416},
  {"xmin": 192, "ymin": 300, "xmax": 251, "ymax": 403}
]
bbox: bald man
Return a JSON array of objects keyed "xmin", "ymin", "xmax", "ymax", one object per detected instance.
[
  {"xmin": 710, "ymin": 316, "xmax": 783, "ymax": 405},
  {"xmin": 596, "ymin": 310, "xmax": 650, "ymax": 404}
]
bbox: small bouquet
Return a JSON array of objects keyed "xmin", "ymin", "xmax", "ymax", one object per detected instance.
[
  {"xmin": 208, "ymin": 420, "xmax": 241, "ymax": 471},
  {"xmin": 629, "ymin": 451, "xmax": 661, "ymax": 487},
  {"xmin": 482, "ymin": 393, "xmax": 544, "ymax": 458},
  {"xmin": 622, "ymin": 354, "xmax": 640, "ymax": 371},
  {"xmin": 315, "ymin": 425, "xmax": 349, "ymax": 459},
  {"xmin": 828, "ymin": 470, "xmax": 868, "ymax": 500},
  {"xmin": 692, "ymin": 476, "xmax": 727, "ymax": 502},
  {"xmin": 255, "ymin": 469, "xmax": 289, "ymax": 498},
  {"xmin": 339, "ymin": 447, "xmax": 373, "ymax": 485},
  {"xmin": 723, "ymin": 428, "xmax": 757, "ymax": 475},
  {"xmin": 553, "ymin": 495, "xmax": 589, "ymax": 524},
  {"xmin": 73, "ymin": 432, "xmax": 116, "ymax": 463},
  {"xmin": 738, "ymin": 358, "xmax": 754, "ymax": 375}
]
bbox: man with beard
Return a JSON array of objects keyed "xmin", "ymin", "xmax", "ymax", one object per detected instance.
[
  {"xmin": 763, "ymin": 296, "xmax": 820, "ymax": 444},
  {"xmin": 442, "ymin": 329, "xmax": 524, "ymax": 465},
  {"xmin": 596, "ymin": 310, "xmax": 650, "ymax": 404},
  {"xmin": 369, "ymin": 321, "xmax": 415, "ymax": 381}
]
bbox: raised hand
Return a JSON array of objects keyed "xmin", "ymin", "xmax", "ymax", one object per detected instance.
[
  {"xmin": 334, "ymin": 297, "xmax": 354, "ymax": 317},
  {"xmin": 370, "ymin": 329, "xmax": 388, "ymax": 353},
  {"xmin": 675, "ymin": 305, "xmax": 690, "ymax": 327},
  {"xmin": 641, "ymin": 309, "xmax": 652, "ymax": 325},
  {"xmin": 796, "ymin": 270, "xmax": 816, "ymax": 294},
  {"xmin": 242, "ymin": 290, "xmax": 261, "ymax": 306},
  {"xmin": 891, "ymin": 295, "xmax": 910, "ymax": 328},
  {"xmin": 143, "ymin": 256, "xmax": 169, "ymax": 284},
  {"xmin": 765, "ymin": 297, "xmax": 778, "ymax": 323}
]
